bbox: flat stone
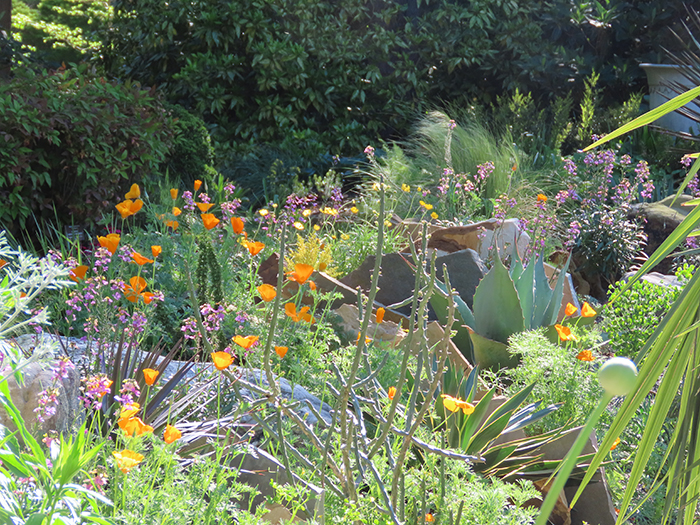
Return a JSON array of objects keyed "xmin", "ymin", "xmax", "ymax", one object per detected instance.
[{"xmin": 332, "ymin": 304, "xmax": 406, "ymax": 348}]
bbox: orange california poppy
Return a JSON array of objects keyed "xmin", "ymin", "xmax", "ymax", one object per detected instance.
[
  {"xmin": 123, "ymin": 276, "xmax": 151, "ymax": 303},
  {"xmin": 308, "ymin": 281, "xmax": 316, "ymax": 291},
  {"xmin": 257, "ymin": 284, "xmax": 277, "ymax": 302},
  {"xmin": 441, "ymin": 394, "xmax": 475, "ymax": 415},
  {"xmin": 164, "ymin": 424, "xmax": 182, "ymax": 444},
  {"xmin": 388, "ymin": 386, "xmax": 396, "ymax": 400},
  {"xmin": 610, "ymin": 437, "xmax": 621, "ymax": 451},
  {"xmin": 201, "ymin": 213, "xmax": 220, "ymax": 230},
  {"xmin": 166, "ymin": 220, "xmax": 179, "ymax": 230},
  {"xmin": 287, "ymin": 263, "xmax": 314, "ymax": 285},
  {"xmin": 275, "ymin": 346, "xmax": 288, "ymax": 358},
  {"xmin": 120, "ymin": 402, "xmax": 140, "ymax": 419},
  {"xmin": 376, "ymin": 307, "xmax": 385, "ymax": 324},
  {"xmin": 231, "ymin": 217, "xmax": 245, "ymax": 234},
  {"xmin": 143, "ymin": 368, "xmax": 159, "ymax": 386},
  {"xmin": 69, "ymin": 265, "xmax": 89, "ymax": 282},
  {"xmin": 151, "ymin": 245, "xmax": 162, "ymax": 258},
  {"xmin": 357, "ymin": 332, "xmax": 372, "ymax": 344},
  {"xmin": 243, "ymin": 240, "xmax": 265, "ymax": 256},
  {"xmin": 97, "ymin": 233, "xmax": 121, "ymax": 255},
  {"xmin": 113, "ymin": 449, "xmax": 145, "ymax": 474},
  {"xmin": 125, "ymin": 184, "xmax": 141, "ymax": 200},
  {"xmin": 576, "ymin": 350, "xmax": 595, "ymax": 362},
  {"xmin": 172, "ymin": 207, "xmax": 182, "ymax": 216},
  {"xmin": 0, "ymin": 259, "xmax": 7, "ymax": 269},
  {"xmin": 194, "ymin": 180, "xmax": 202, "ymax": 191},
  {"xmin": 118, "ymin": 416, "xmax": 153, "ymax": 437},
  {"xmin": 233, "ymin": 335, "xmax": 259, "ymax": 349},
  {"xmin": 425, "ymin": 514, "xmax": 435, "ymax": 523},
  {"xmin": 170, "ymin": 188, "xmax": 178, "ymax": 200},
  {"xmin": 554, "ymin": 324, "xmax": 576, "ymax": 342},
  {"xmin": 565, "ymin": 303, "xmax": 578, "ymax": 317},
  {"xmin": 115, "ymin": 199, "xmax": 144, "ymax": 219},
  {"xmin": 581, "ymin": 302, "xmax": 597, "ymax": 318},
  {"xmin": 211, "ymin": 351, "xmax": 233, "ymax": 371},
  {"xmin": 537, "ymin": 194, "xmax": 547, "ymax": 203},
  {"xmin": 285, "ymin": 303, "xmax": 314, "ymax": 323},
  {"xmin": 197, "ymin": 202, "xmax": 215, "ymax": 212},
  {"xmin": 131, "ymin": 251, "xmax": 154, "ymax": 266}
]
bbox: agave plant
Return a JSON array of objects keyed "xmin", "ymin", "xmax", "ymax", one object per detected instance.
[{"xmin": 431, "ymin": 250, "xmax": 572, "ymax": 369}]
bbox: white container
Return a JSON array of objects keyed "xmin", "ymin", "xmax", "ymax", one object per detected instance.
[{"xmin": 640, "ymin": 63, "xmax": 700, "ymax": 135}]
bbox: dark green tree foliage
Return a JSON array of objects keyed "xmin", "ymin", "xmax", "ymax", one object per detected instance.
[
  {"xmin": 161, "ymin": 104, "xmax": 216, "ymax": 186},
  {"xmin": 102, "ymin": 0, "xmax": 688, "ymax": 156},
  {"xmin": 0, "ymin": 65, "xmax": 174, "ymax": 236}
]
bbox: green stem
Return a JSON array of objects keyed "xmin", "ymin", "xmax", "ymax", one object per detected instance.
[{"xmin": 535, "ymin": 392, "xmax": 614, "ymax": 525}]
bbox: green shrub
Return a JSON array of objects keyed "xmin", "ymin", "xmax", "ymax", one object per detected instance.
[
  {"xmin": 101, "ymin": 0, "xmax": 690, "ymax": 157},
  {"xmin": 505, "ymin": 329, "xmax": 603, "ymax": 434},
  {"xmin": 0, "ymin": 64, "xmax": 174, "ymax": 237},
  {"xmin": 602, "ymin": 269, "xmax": 691, "ymax": 358}
]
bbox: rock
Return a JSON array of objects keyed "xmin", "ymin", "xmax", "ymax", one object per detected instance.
[
  {"xmin": 0, "ymin": 339, "xmax": 80, "ymax": 436},
  {"xmin": 262, "ymin": 503, "xmax": 306, "ymax": 524},
  {"xmin": 535, "ymin": 427, "xmax": 617, "ymax": 525},
  {"xmin": 628, "ymin": 196, "xmax": 694, "ymax": 274},
  {"xmin": 531, "ymin": 478, "xmax": 572, "ymax": 525},
  {"xmin": 341, "ymin": 253, "xmax": 419, "ymax": 317},
  {"xmin": 332, "ymin": 304, "xmax": 406, "ymax": 348},
  {"xmin": 428, "ymin": 218, "xmax": 531, "ymax": 261},
  {"xmin": 435, "ymin": 249, "xmax": 486, "ymax": 309},
  {"xmin": 624, "ymin": 270, "xmax": 683, "ymax": 289}
]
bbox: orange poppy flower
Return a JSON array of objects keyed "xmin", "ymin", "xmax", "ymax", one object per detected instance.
[
  {"xmin": 201, "ymin": 213, "xmax": 220, "ymax": 230},
  {"xmin": 143, "ymin": 368, "xmax": 159, "ymax": 386},
  {"xmin": 555, "ymin": 324, "xmax": 576, "ymax": 341},
  {"xmin": 123, "ymin": 276, "xmax": 154, "ymax": 304},
  {"xmin": 581, "ymin": 302, "xmax": 597, "ymax": 318},
  {"xmin": 285, "ymin": 303, "xmax": 314, "ymax": 323},
  {"xmin": 243, "ymin": 240, "xmax": 265, "ymax": 256},
  {"xmin": 194, "ymin": 180, "xmax": 202, "ymax": 191},
  {"xmin": 425, "ymin": 514, "xmax": 435, "ymax": 523},
  {"xmin": 537, "ymin": 194, "xmax": 547, "ymax": 203},
  {"xmin": 610, "ymin": 437, "xmax": 621, "ymax": 451},
  {"xmin": 97, "ymin": 234, "xmax": 121, "ymax": 255},
  {"xmin": 257, "ymin": 284, "xmax": 277, "ymax": 302},
  {"xmin": 565, "ymin": 303, "xmax": 578, "ymax": 317},
  {"xmin": 275, "ymin": 346, "xmax": 288, "ymax": 358},
  {"xmin": 170, "ymin": 188, "xmax": 178, "ymax": 200},
  {"xmin": 164, "ymin": 424, "xmax": 182, "ymax": 444},
  {"xmin": 0, "ymin": 260, "xmax": 7, "ymax": 270},
  {"xmin": 125, "ymin": 184, "xmax": 141, "ymax": 199},
  {"xmin": 113, "ymin": 449, "xmax": 144, "ymax": 474},
  {"xmin": 69, "ymin": 265, "xmax": 89, "ymax": 282},
  {"xmin": 115, "ymin": 199, "xmax": 144, "ymax": 219},
  {"xmin": 231, "ymin": 217, "xmax": 245, "ymax": 234},
  {"xmin": 118, "ymin": 416, "xmax": 153, "ymax": 437},
  {"xmin": 308, "ymin": 281, "xmax": 316, "ymax": 291},
  {"xmin": 441, "ymin": 394, "xmax": 475, "ymax": 415},
  {"xmin": 151, "ymin": 245, "xmax": 162, "ymax": 258},
  {"xmin": 357, "ymin": 332, "xmax": 372, "ymax": 344},
  {"xmin": 286, "ymin": 263, "xmax": 314, "ymax": 285},
  {"xmin": 211, "ymin": 351, "xmax": 233, "ymax": 371},
  {"xmin": 197, "ymin": 202, "xmax": 215, "ymax": 212},
  {"xmin": 131, "ymin": 251, "xmax": 154, "ymax": 266},
  {"xmin": 172, "ymin": 207, "xmax": 182, "ymax": 216},
  {"xmin": 166, "ymin": 220, "xmax": 179, "ymax": 230},
  {"xmin": 233, "ymin": 335, "xmax": 259, "ymax": 349},
  {"xmin": 388, "ymin": 386, "xmax": 396, "ymax": 400},
  {"xmin": 376, "ymin": 307, "xmax": 385, "ymax": 324},
  {"xmin": 576, "ymin": 350, "xmax": 594, "ymax": 362},
  {"xmin": 120, "ymin": 402, "xmax": 140, "ymax": 419}
]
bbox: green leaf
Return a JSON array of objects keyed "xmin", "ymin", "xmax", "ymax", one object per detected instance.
[
  {"xmin": 473, "ymin": 252, "xmax": 524, "ymax": 343},
  {"xmin": 468, "ymin": 329, "xmax": 518, "ymax": 370}
]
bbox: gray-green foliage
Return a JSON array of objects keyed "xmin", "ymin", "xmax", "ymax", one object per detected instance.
[
  {"xmin": 505, "ymin": 329, "xmax": 602, "ymax": 434},
  {"xmin": 602, "ymin": 276, "xmax": 683, "ymax": 358}
]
